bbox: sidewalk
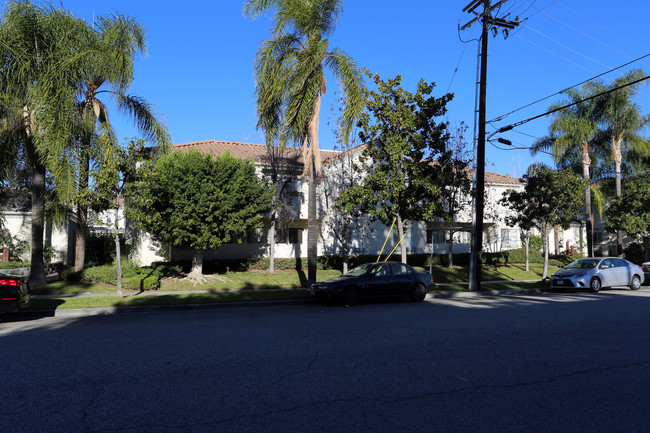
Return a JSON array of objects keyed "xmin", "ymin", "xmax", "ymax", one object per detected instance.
[{"xmin": 20, "ymin": 281, "xmax": 551, "ymax": 319}]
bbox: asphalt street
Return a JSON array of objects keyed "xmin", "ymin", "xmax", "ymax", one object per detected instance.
[{"xmin": 2, "ymin": 289, "xmax": 650, "ymax": 432}]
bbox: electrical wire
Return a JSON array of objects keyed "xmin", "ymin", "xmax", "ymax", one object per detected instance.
[
  {"xmin": 524, "ymin": 24, "xmax": 612, "ymax": 70},
  {"xmin": 555, "ymin": 1, "xmax": 649, "ymax": 52},
  {"xmin": 514, "ymin": 33, "xmax": 598, "ymax": 74},
  {"xmin": 533, "ymin": 7, "xmax": 644, "ymax": 64},
  {"xmin": 489, "ymin": 53, "xmax": 650, "ymax": 123},
  {"xmin": 492, "ymin": 74, "xmax": 650, "ymax": 132}
]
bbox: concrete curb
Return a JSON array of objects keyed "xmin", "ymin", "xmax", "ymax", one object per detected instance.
[{"xmin": 19, "ymin": 286, "xmax": 551, "ymax": 319}]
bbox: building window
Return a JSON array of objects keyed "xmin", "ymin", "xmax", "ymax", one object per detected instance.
[
  {"xmin": 427, "ymin": 229, "xmax": 446, "ymax": 244},
  {"xmin": 501, "ymin": 228, "xmax": 519, "ymax": 248},
  {"xmin": 277, "ymin": 228, "xmax": 303, "ymax": 244},
  {"xmin": 594, "ymin": 231, "xmax": 604, "ymax": 243},
  {"xmin": 457, "ymin": 231, "xmax": 470, "ymax": 244}
]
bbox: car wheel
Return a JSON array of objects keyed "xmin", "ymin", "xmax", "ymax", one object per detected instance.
[
  {"xmin": 343, "ymin": 287, "xmax": 361, "ymax": 306},
  {"xmin": 630, "ymin": 275, "xmax": 641, "ymax": 291},
  {"xmin": 410, "ymin": 284, "xmax": 426, "ymax": 302},
  {"xmin": 589, "ymin": 277, "xmax": 601, "ymax": 293}
]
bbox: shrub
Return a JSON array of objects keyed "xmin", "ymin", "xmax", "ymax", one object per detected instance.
[
  {"xmin": 79, "ymin": 260, "xmax": 165, "ymax": 291},
  {"xmin": 624, "ymin": 242, "xmax": 645, "ymax": 265},
  {"xmin": 85, "ymin": 232, "xmax": 131, "ymax": 265}
]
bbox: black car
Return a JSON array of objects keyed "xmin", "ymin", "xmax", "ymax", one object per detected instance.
[
  {"xmin": 0, "ymin": 276, "xmax": 31, "ymax": 315},
  {"xmin": 309, "ymin": 261, "xmax": 436, "ymax": 305}
]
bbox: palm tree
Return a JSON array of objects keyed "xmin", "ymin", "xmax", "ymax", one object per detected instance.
[
  {"xmin": 72, "ymin": 13, "xmax": 170, "ymax": 271},
  {"xmin": 591, "ymin": 69, "xmax": 650, "ymax": 256},
  {"xmin": 0, "ymin": 1, "xmax": 92, "ymax": 286},
  {"xmin": 532, "ymin": 85, "xmax": 601, "ymax": 257},
  {"xmin": 244, "ymin": 0, "xmax": 365, "ymax": 286}
]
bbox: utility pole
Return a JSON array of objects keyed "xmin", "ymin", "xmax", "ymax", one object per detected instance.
[{"xmin": 462, "ymin": 0, "xmax": 519, "ymax": 292}]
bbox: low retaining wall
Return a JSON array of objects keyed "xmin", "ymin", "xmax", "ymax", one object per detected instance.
[{"xmin": 0, "ymin": 262, "xmax": 63, "ymax": 278}]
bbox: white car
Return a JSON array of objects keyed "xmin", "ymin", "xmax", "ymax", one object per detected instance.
[
  {"xmin": 551, "ymin": 257, "xmax": 644, "ymax": 293},
  {"xmin": 642, "ymin": 262, "xmax": 650, "ymax": 285}
]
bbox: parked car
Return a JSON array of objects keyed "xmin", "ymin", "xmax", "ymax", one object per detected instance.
[
  {"xmin": 0, "ymin": 276, "xmax": 31, "ymax": 315},
  {"xmin": 551, "ymin": 257, "xmax": 644, "ymax": 293},
  {"xmin": 642, "ymin": 262, "xmax": 650, "ymax": 285},
  {"xmin": 309, "ymin": 261, "xmax": 435, "ymax": 305}
]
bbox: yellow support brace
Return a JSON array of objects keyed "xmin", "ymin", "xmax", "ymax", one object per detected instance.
[{"xmin": 377, "ymin": 218, "xmax": 396, "ymax": 262}]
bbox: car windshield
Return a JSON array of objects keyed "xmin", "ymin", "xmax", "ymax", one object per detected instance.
[
  {"xmin": 565, "ymin": 259, "xmax": 599, "ymax": 269},
  {"xmin": 344, "ymin": 264, "xmax": 373, "ymax": 277}
]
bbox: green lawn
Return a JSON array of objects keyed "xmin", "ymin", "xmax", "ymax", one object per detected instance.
[{"xmin": 27, "ymin": 263, "xmax": 557, "ymax": 311}]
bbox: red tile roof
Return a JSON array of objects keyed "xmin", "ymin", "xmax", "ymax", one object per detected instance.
[
  {"xmin": 173, "ymin": 140, "xmax": 520, "ymax": 185},
  {"xmin": 173, "ymin": 140, "xmax": 340, "ymax": 166}
]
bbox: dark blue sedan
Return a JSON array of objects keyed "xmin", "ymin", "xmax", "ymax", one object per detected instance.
[
  {"xmin": 0, "ymin": 276, "xmax": 31, "ymax": 315},
  {"xmin": 309, "ymin": 261, "xmax": 435, "ymax": 305}
]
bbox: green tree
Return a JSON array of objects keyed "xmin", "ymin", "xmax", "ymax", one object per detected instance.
[
  {"xmin": 244, "ymin": 0, "xmax": 366, "ymax": 287},
  {"xmin": 339, "ymin": 72, "xmax": 456, "ymax": 264},
  {"xmin": 500, "ymin": 165, "xmax": 586, "ymax": 279},
  {"xmin": 0, "ymin": 1, "xmax": 92, "ymax": 286},
  {"xmin": 604, "ymin": 177, "xmax": 650, "ymax": 262},
  {"xmin": 72, "ymin": 13, "xmax": 170, "ymax": 272},
  {"xmin": 439, "ymin": 122, "xmax": 472, "ymax": 268},
  {"xmin": 592, "ymin": 69, "xmax": 650, "ymax": 256},
  {"xmin": 532, "ymin": 84, "xmax": 603, "ymax": 257},
  {"xmin": 126, "ymin": 149, "xmax": 273, "ymax": 281}
]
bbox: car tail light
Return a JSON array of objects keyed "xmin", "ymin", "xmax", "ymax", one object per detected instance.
[
  {"xmin": 0, "ymin": 278, "xmax": 21, "ymax": 286},
  {"xmin": 1, "ymin": 297, "xmax": 19, "ymax": 301}
]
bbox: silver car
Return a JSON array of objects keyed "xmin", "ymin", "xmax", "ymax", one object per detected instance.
[{"xmin": 551, "ymin": 257, "xmax": 644, "ymax": 293}]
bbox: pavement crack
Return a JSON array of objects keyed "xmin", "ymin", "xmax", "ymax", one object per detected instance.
[{"xmin": 381, "ymin": 359, "xmax": 650, "ymax": 405}]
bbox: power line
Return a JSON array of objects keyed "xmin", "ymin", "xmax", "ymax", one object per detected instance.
[
  {"xmin": 524, "ymin": 24, "xmax": 612, "ymax": 70},
  {"xmin": 514, "ymin": 33, "xmax": 598, "ymax": 74},
  {"xmin": 491, "ymin": 73, "xmax": 650, "ymax": 133},
  {"xmin": 489, "ymin": 53, "xmax": 650, "ymax": 123},
  {"xmin": 555, "ymin": 1, "xmax": 649, "ymax": 53},
  {"xmin": 533, "ymin": 7, "xmax": 645, "ymax": 65}
]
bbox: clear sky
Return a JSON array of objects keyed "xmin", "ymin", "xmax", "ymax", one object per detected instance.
[{"xmin": 25, "ymin": 0, "xmax": 650, "ymax": 178}]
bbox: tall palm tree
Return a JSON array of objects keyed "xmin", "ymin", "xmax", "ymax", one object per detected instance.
[
  {"xmin": 244, "ymin": 0, "xmax": 365, "ymax": 286},
  {"xmin": 0, "ymin": 1, "xmax": 92, "ymax": 286},
  {"xmin": 72, "ymin": 13, "xmax": 170, "ymax": 271},
  {"xmin": 591, "ymin": 69, "xmax": 650, "ymax": 256},
  {"xmin": 532, "ymin": 85, "xmax": 601, "ymax": 257}
]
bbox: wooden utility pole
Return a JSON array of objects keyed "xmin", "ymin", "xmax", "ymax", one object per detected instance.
[{"xmin": 462, "ymin": 0, "xmax": 519, "ymax": 292}]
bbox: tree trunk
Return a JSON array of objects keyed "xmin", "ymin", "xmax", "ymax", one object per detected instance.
[
  {"xmin": 75, "ymin": 153, "xmax": 90, "ymax": 271},
  {"xmin": 29, "ymin": 161, "xmax": 46, "ymax": 287},
  {"xmin": 269, "ymin": 215, "xmax": 276, "ymax": 273},
  {"xmin": 114, "ymin": 204, "xmax": 122, "ymax": 298},
  {"xmin": 581, "ymin": 142, "xmax": 593, "ymax": 257},
  {"xmin": 397, "ymin": 215, "xmax": 407, "ymax": 264},
  {"xmin": 448, "ymin": 228, "xmax": 454, "ymax": 269},
  {"xmin": 190, "ymin": 250, "xmax": 204, "ymax": 277},
  {"xmin": 542, "ymin": 225, "xmax": 549, "ymax": 280},
  {"xmin": 307, "ymin": 161, "xmax": 317, "ymax": 287},
  {"xmin": 524, "ymin": 232, "xmax": 530, "ymax": 272},
  {"xmin": 613, "ymin": 135, "xmax": 624, "ymax": 257},
  {"xmin": 554, "ymin": 227, "xmax": 560, "ymax": 255}
]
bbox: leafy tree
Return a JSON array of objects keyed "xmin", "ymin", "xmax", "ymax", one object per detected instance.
[
  {"xmin": 244, "ymin": 0, "xmax": 366, "ymax": 287},
  {"xmin": 500, "ymin": 164, "xmax": 586, "ymax": 279},
  {"xmin": 439, "ymin": 122, "xmax": 472, "ymax": 268},
  {"xmin": 532, "ymin": 84, "xmax": 603, "ymax": 257},
  {"xmin": 339, "ymin": 72, "xmax": 456, "ymax": 264},
  {"xmin": 0, "ymin": 1, "xmax": 93, "ymax": 286},
  {"xmin": 321, "ymin": 95, "xmax": 370, "ymax": 274},
  {"xmin": 591, "ymin": 69, "xmax": 650, "ymax": 256},
  {"xmin": 259, "ymin": 143, "xmax": 299, "ymax": 273},
  {"xmin": 72, "ymin": 13, "xmax": 170, "ymax": 272},
  {"xmin": 126, "ymin": 150, "xmax": 273, "ymax": 281},
  {"xmin": 604, "ymin": 176, "xmax": 650, "ymax": 262},
  {"xmin": 91, "ymin": 138, "xmax": 153, "ymax": 296}
]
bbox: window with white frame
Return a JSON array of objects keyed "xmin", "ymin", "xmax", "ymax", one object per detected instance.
[{"xmin": 501, "ymin": 228, "xmax": 519, "ymax": 248}]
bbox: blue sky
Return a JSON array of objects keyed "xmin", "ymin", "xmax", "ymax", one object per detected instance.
[{"xmin": 34, "ymin": 0, "xmax": 650, "ymax": 177}]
